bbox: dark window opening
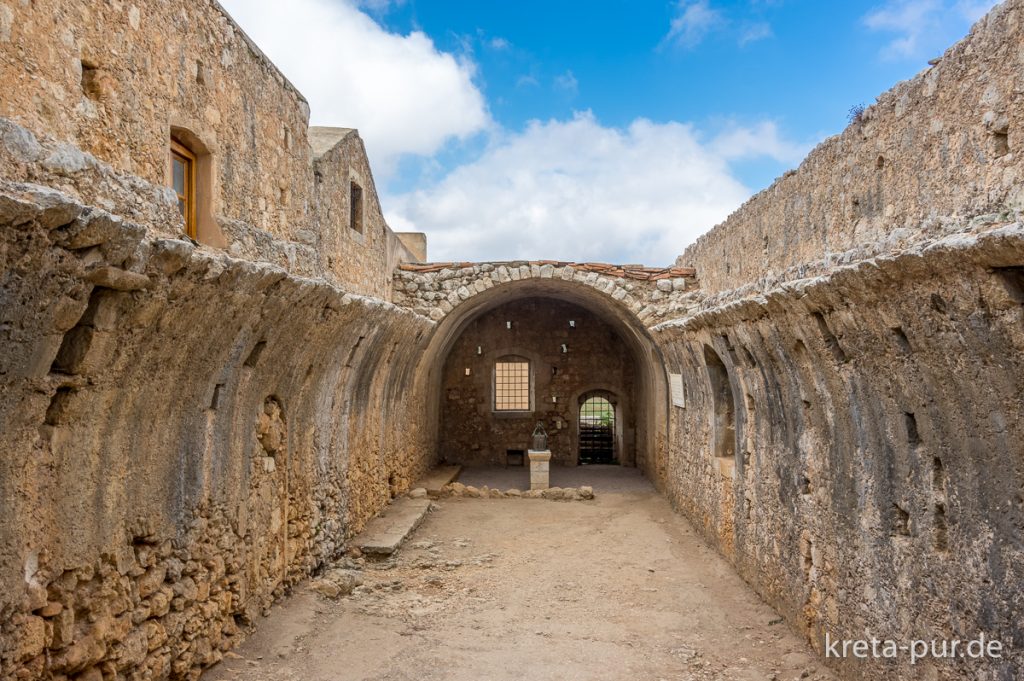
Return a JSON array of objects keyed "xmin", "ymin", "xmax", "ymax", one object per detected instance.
[
  {"xmin": 904, "ymin": 412, "xmax": 921, "ymax": 448},
  {"xmin": 892, "ymin": 504, "xmax": 911, "ymax": 537},
  {"xmin": 505, "ymin": 449, "xmax": 525, "ymax": 467},
  {"xmin": 350, "ymin": 181, "xmax": 364, "ymax": 233},
  {"xmin": 244, "ymin": 340, "xmax": 267, "ymax": 368},
  {"xmin": 81, "ymin": 60, "xmax": 102, "ymax": 100},
  {"xmin": 992, "ymin": 131, "xmax": 1009, "ymax": 158},
  {"xmin": 891, "ymin": 326, "xmax": 912, "ymax": 354}
]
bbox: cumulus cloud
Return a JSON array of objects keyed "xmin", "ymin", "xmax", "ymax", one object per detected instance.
[
  {"xmin": 663, "ymin": 0, "xmax": 725, "ymax": 49},
  {"xmin": 710, "ymin": 121, "xmax": 809, "ymax": 163},
  {"xmin": 385, "ymin": 112, "xmax": 803, "ymax": 265},
  {"xmin": 863, "ymin": 0, "xmax": 1000, "ymax": 59},
  {"xmin": 218, "ymin": 0, "xmax": 489, "ymax": 174}
]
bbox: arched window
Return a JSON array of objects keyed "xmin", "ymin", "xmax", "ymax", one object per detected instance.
[{"xmin": 493, "ymin": 356, "xmax": 531, "ymax": 411}]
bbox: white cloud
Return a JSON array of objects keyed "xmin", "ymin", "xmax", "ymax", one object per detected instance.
[
  {"xmin": 738, "ymin": 21, "xmax": 774, "ymax": 46},
  {"xmin": 386, "ymin": 112, "xmax": 802, "ymax": 265},
  {"xmin": 553, "ymin": 70, "xmax": 579, "ymax": 95},
  {"xmin": 218, "ymin": 0, "xmax": 489, "ymax": 175},
  {"xmin": 863, "ymin": 0, "xmax": 1000, "ymax": 59},
  {"xmin": 863, "ymin": 0, "xmax": 942, "ymax": 58},
  {"xmin": 352, "ymin": 0, "xmax": 406, "ymax": 13},
  {"xmin": 710, "ymin": 121, "xmax": 809, "ymax": 163},
  {"xmin": 489, "ymin": 37, "xmax": 511, "ymax": 50},
  {"xmin": 664, "ymin": 0, "xmax": 724, "ymax": 49},
  {"xmin": 954, "ymin": 0, "xmax": 1002, "ymax": 20}
]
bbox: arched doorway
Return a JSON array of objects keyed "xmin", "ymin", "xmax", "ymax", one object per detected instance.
[
  {"xmin": 578, "ymin": 392, "xmax": 617, "ymax": 464},
  {"xmin": 413, "ymin": 276, "xmax": 670, "ymax": 475}
]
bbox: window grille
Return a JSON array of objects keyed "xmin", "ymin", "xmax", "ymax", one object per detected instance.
[{"xmin": 494, "ymin": 359, "xmax": 530, "ymax": 411}]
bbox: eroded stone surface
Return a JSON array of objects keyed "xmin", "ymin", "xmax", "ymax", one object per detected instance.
[{"xmin": 1, "ymin": 0, "xmax": 1023, "ymax": 680}]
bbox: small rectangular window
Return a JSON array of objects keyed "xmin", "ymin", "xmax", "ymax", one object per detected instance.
[
  {"xmin": 494, "ymin": 359, "xmax": 530, "ymax": 411},
  {"xmin": 170, "ymin": 139, "xmax": 196, "ymax": 239},
  {"xmin": 349, "ymin": 181, "xmax": 364, "ymax": 233}
]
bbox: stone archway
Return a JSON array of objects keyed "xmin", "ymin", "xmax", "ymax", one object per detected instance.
[{"xmin": 404, "ymin": 271, "xmax": 673, "ymax": 478}]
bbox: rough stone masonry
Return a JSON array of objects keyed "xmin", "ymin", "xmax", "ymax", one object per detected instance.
[{"xmin": 0, "ymin": 1, "xmax": 1022, "ymax": 681}]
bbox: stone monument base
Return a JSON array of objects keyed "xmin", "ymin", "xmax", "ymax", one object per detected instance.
[{"xmin": 528, "ymin": 449, "xmax": 551, "ymax": 490}]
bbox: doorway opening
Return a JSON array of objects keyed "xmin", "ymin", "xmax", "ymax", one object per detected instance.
[{"xmin": 579, "ymin": 393, "xmax": 617, "ymax": 464}]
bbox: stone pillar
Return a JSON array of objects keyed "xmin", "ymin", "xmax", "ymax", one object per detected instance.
[{"xmin": 528, "ymin": 449, "xmax": 551, "ymax": 490}]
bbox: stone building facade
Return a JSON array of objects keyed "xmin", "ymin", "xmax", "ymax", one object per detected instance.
[
  {"xmin": 0, "ymin": 0, "xmax": 1022, "ymax": 680},
  {"xmin": 438, "ymin": 297, "xmax": 639, "ymax": 467}
]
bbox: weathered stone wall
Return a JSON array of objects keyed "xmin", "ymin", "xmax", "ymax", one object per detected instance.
[
  {"xmin": 0, "ymin": 177, "xmax": 433, "ymax": 678},
  {"xmin": 0, "ymin": 1, "xmax": 419, "ymax": 299},
  {"xmin": 0, "ymin": 2, "xmax": 425, "ymax": 675},
  {"xmin": 439, "ymin": 298, "xmax": 638, "ymax": 467},
  {"xmin": 655, "ymin": 225, "xmax": 1024, "ymax": 680},
  {"xmin": 310, "ymin": 128, "xmax": 413, "ymax": 301},
  {"xmin": 0, "ymin": 0, "xmax": 311, "ymax": 242},
  {"xmin": 655, "ymin": 3, "xmax": 1024, "ymax": 678},
  {"xmin": 394, "ymin": 260, "xmax": 699, "ymax": 325},
  {"xmin": 678, "ymin": 1, "xmax": 1023, "ymax": 298}
]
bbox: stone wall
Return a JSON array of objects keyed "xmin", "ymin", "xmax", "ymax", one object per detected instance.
[
  {"xmin": 310, "ymin": 127, "xmax": 413, "ymax": 301},
  {"xmin": 655, "ymin": 224, "xmax": 1024, "ymax": 680},
  {"xmin": 0, "ymin": 0, "xmax": 419, "ymax": 299},
  {"xmin": 394, "ymin": 260, "xmax": 699, "ymax": 325},
  {"xmin": 0, "ymin": 0, "xmax": 311, "ymax": 242},
  {"xmin": 439, "ymin": 298, "xmax": 638, "ymax": 467},
  {"xmin": 678, "ymin": 0, "xmax": 1023, "ymax": 299},
  {"xmin": 656, "ymin": 3, "xmax": 1024, "ymax": 678},
  {"xmin": 0, "ymin": 176, "xmax": 435, "ymax": 680}
]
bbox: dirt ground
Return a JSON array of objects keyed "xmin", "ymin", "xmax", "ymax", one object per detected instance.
[{"xmin": 205, "ymin": 473, "xmax": 836, "ymax": 681}]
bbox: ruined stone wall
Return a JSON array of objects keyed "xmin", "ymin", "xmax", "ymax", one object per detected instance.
[
  {"xmin": 655, "ymin": 3, "xmax": 1024, "ymax": 678},
  {"xmin": 0, "ymin": 175, "xmax": 435, "ymax": 680},
  {"xmin": 678, "ymin": 1, "xmax": 1023, "ymax": 298},
  {"xmin": 0, "ymin": 3, "xmax": 426, "ymax": 676},
  {"xmin": 655, "ymin": 226, "xmax": 1024, "ymax": 680},
  {"xmin": 439, "ymin": 298, "xmax": 638, "ymax": 467}
]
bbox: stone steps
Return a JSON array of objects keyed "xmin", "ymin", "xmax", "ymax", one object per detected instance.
[
  {"xmin": 353, "ymin": 497, "xmax": 432, "ymax": 557},
  {"xmin": 417, "ymin": 464, "xmax": 462, "ymax": 498}
]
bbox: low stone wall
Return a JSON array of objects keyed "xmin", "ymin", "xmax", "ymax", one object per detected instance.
[
  {"xmin": 655, "ymin": 222, "xmax": 1024, "ymax": 680},
  {"xmin": 0, "ymin": 179, "xmax": 434, "ymax": 680},
  {"xmin": 678, "ymin": 0, "xmax": 1024, "ymax": 298}
]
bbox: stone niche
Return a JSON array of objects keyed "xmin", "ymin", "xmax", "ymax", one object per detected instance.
[{"xmin": 439, "ymin": 297, "xmax": 637, "ymax": 467}]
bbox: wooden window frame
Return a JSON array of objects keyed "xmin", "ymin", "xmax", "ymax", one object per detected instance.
[
  {"xmin": 493, "ymin": 357, "xmax": 532, "ymax": 412},
  {"xmin": 171, "ymin": 138, "xmax": 197, "ymax": 239}
]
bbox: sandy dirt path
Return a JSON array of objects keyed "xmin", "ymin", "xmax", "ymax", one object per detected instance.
[{"xmin": 205, "ymin": 482, "xmax": 835, "ymax": 681}]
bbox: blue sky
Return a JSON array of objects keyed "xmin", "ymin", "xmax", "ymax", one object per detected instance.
[{"xmin": 221, "ymin": 0, "xmax": 999, "ymax": 265}]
